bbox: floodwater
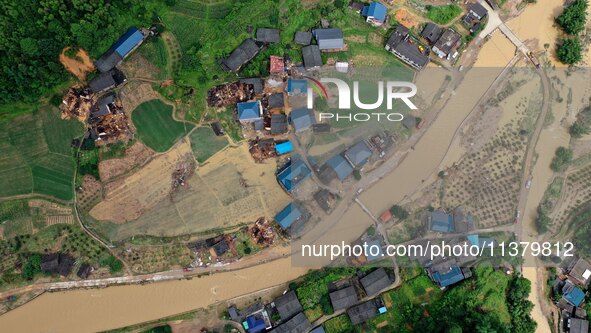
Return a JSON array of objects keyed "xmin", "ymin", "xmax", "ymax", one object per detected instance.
[
  {"xmin": 361, "ymin": 32, "xmax": 513, "ymax": 214},
  {"xmin": 506, "ymin": 0, "xmax": 566, "ymax": 65},
  {"xmin": 0, "ymin": 258, "xmax": 308, "ymax": 333}
]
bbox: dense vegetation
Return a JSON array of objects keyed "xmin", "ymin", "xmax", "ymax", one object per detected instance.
[
  {"xmin": 426, "ymin": 5, "xmax": 463, "ymax": 25},
  {"xmin": 555, "ymin": 0, "xmax": 589, "ymax": 35},
  {"xmin": 570, "ymin": 106, "xmax": 591, "ymax": 138},
  {"xmin": 0, "ymin": 0, "xmax": 163, "ymax": 105},
  {"xmin": 390, "ymin": 205, "xmax": 409, "ymax": 219},
  {"xmin": 572, "ymin": 202, "xmax": 591, "ymax": 257},
  {"xmin": 550, "ymin": 147, "xmax": 573, "ymax": 172},
  {"xmin": 556, "ymin": 38, "xmax": 583, "ymax": 64}
]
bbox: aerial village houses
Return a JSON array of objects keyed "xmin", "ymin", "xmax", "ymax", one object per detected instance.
[
  {"xmin": 343, "ymin": 140, "xmax": 373, "ymax": 169},
  {"xmin": 294, "ymin": 31, "xmax": 313, "ymax": 46},
  {"xmin": 432, "ymin": 28, "xmax": 462, "ymax": 60},
  {"xmin": 430, "ymin": 210, "xmax": 455, "ymax": 233},
  {"xmin": 302, "ymin": 45, "xmax": 323, "ymax": 70},
  {"xmin": 256, "ymin": 28, "xmax": 280, "ymax": 44},
  {"xmin": 567, "ymin": 258, "xmax": 591, "ymax": 287},
  {"xmin": 95, "ymin": 27, "xmax": 146, "ymax": 73},
  {"xmin": 427, "ymin": 259, "xmax": 472, "ymax": 289},
  {"xmin": 221, "ymin": 39, "xmax": 261, "ymax": 72},
  {"xmin": 362, "ymin": 1, "xmax": 388, "ymax": 26},
  {"xmin": 329, "ymin": 286, "xmax": 359, "ymax": 311},
  {"xmin": 360, "ymin": 267, "xmax": 393, "ymax": 296},
  {"xmin": 270, "ymin": 312, "xmax": 311, "ymax": 333},
  {"xmin": 274, "ymin": 202, "xmax": 304, "ymax": 231},
  {"xmin": 286, "ymin": 79, "xmax": 308, "ymax": 96},
  {"xmin": 313, "ymin": 28, "xmax": 344, "ymax": 51},
  {"xmin": 88, "ymin": 68, "xmax": 127, "ymax": 94},
  {"xmin": 421, "ymin": 23, "xmax": 442, "ymax": 45},
  {"xmin": 385, "ymin": 25, "xmax": 430, "ymax": 70},
  {"xmin": 237, "ymin": 101, "xmax": 263, "ymax": 124},
  {"xmin": 276, "ymin": 158, "xmax": 312, "ymax": 193},
  {"xmin": 289, "ymin": 108, "xmax": 316, "ymax": 132},
  {"xmin": 326, "ymin": 154, "xmax": 354, "ymax": 181}
]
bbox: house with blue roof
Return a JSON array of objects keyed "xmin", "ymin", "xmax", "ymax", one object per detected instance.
[
  {"xmin": 276, "ymin": 158, "xmax": 312, "ymax": 192},
  {"xmin": 286, "ymin": 79, "xmax": 308, "ymax": 95},
  {"xmin": 326, "ymin": 154, "xmax": 354, "ymax": 181},
  {"xmin": 430, "ymin": 210, "xmax": 454, "ymax": 233},
  {"xmin": 289, "ymin": 108, "xmax": 316, "ymax": 132},
  {"xmin": 563, "ymin": 281, "xmax": 586, "ymax": 307},
  {"xmin": 237, "ymin": 101, "xmax": 262, "ymax": 122},
  {"xmin": 275, "ymin": 141, "xmax": 293, "ymax": 155},
  {"xmin": 95, "ymin": 27, "xmax": 146, "ymax": 73},
  {"xmin": 428, "ymin": 259, "xmax": 468, "ymax": 288},
  {"xmin": 275, "ymin": 203, "xmax": 303, "ymax": 230},
  {"xmin": 362, "ymin": 2, "xmax": 388, "ymax": 25},
  {"xmin": 467, "ymin": 234, "xmax": 497, "ymax": 249},
  {"xmin": 242, "ymin": 315, "xmax": 267, "ymax": 333}
]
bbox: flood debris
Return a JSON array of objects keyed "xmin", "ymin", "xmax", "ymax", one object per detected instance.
[
  {"xmin": 60, "ymin": 86, "xmax": 96, "ymax": 122},
  {"xmin": 207, "ymin": 82, "xmax": 256, "ymax": 107},
  {"xmin": 250, "ymin": 217, "xmax": 275, "ymax": 247},
  {"xmin": 171, "ymin": 154, "xmax": 196, "ymax": 194},
  {"xmin": 248, "ymin": 138, "xmax": 277, "ymax": 163}
]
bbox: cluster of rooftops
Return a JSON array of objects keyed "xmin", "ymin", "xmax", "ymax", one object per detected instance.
[
  {"xmin": 553, "ymin": 258, "xmax": 591, "ymax": 333},
  {"xmin": 229, "ymin": 268, "xmax": 393, "ymax": 333},
  {"xmin": 385, "ymin": 2, "xmax": 488, "ymax": 70}
]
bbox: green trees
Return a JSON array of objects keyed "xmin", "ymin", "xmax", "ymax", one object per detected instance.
[
  {"xmin": 102, "ymin": 255, "xmax": 124, "ymax": 273},
  {"xmin": 550, "ymin": 147, "xmax": 573, "ymax": 172},
  {"xmin": 390, "ymin": 205, "xmax": 410, "ymax": 219},
  {"xmin": 0, "ymin": 0, "xmax": 155, "ymax": 105},
  {"xmin": 556, "ymin": 38, "xmax": 583, "ymax": 64},
  {"xmin": 554, "ymin": 0, "xmax": 588, "ymax": 65},
  {"xmin": 570, "ymin": 106, "xmax": 591, "ymax": 138},
  {"xmin": 556, "ymin": 0, "xmax": 589, "ymax": 35},
  {"xmin": 507, "ymin": 277, "xmax": 537, "ymax": 333},
  {"xmin": 21, "ymin": 254, "xmax": 42, "ymax": 280}
]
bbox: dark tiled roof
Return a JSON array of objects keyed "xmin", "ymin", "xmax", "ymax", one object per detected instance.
[
  {"xmin": 256, "ymin": 28, "xmax": 280, "ymax": 43},
  {"xmin": 213, "ymin": 239, "xmax": 230, "ymax": 256},
  {"xmin": 222, "ymin": 39, "xmax": 260, "ymax": 72},
  {"xmin": 95, "ymin": 50, "xmax": 123, "ymax": 73},
  {"xmin": 271, "ymin": 114, "xmax": 288, "ymax": 134},
  {"xmin": 240, "ymin": 77, "xmax": 264, "ymax": 94},
  {"xmin": 268, "ymin": 93, "xmax": 285, "ymax": 108},
  {"xmin": 468, "ymin": 2, "xmax": 488, "ymax": 19},
  {"xmin": 294, "ymin": 31, "xmax": 313, "ymax": 45},
  {"xmin": 302, "ymin": 45, "xmax": 323, "ymax": 69},
  {"xmin": 433, "ymin": 29, "xmax": 462, "ymax": 57},
  {"xmin": 270, "ymin": 312, "xmax": 311, "ymax": 333},
  {"xmin": 360, "ymin": 268, "xmax": 392, "ymax": 296},
  {"xmin": 385, "ymin": 26, "xmax": 430, "ymax": 70},
  {"xmin": 421, "ymin": 23, "xmax": 442, "ymax": 45},
  {"xmin": 329, "ymin": 286, "xmax": 358, "ymax": 311},
  {"xmin": 402, "ymin": 115, "xmax": 417, "ymax": 129},
  {"xmin": 274, "ymin": 290, "xmax": 303, "ymax": 320},
  {"xmin": 77, "ymin": 263, "xmax": 92, "ymax": 279},
  {"xmin": 347, "ymin": 300, "xmax": 378, "ymax": 325}
]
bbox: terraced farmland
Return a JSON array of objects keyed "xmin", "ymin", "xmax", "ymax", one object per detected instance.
[{"xmin": 0, "ymin": 107, "xmax": 84, "ymax": 201}]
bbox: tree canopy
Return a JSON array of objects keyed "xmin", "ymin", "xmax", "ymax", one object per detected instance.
[
  {"xmin": 556, "ymin": 38, "xmax": 583, "ymax": 65},
  {"xmin": 556, "ymin": 0, "xmax": 589, "ymax": 35},
  {"xmin": 0, "ymin": 0, "xmax": 156, "ymax": 104}
]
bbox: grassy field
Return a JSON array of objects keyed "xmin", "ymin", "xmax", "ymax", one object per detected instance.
[
  {"xmin": 132, "ymin": 99, "xmax": 195, "ymax": 152},
  {"xmin": 189, "ymin": 127, "xmax": 228, "ymax": 162},
  {"xmin": 324, "ymin": 314, "xmax": 354, "ymax": 333},
  {"xmin": 0, "ymin": 107, "xmax": 84, "ymax": 201}
]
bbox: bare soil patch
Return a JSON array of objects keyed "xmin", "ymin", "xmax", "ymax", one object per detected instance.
[
  {"xmin": 59, "ymin": 47, "xmax": 95, "ymax": 81},
  {"xmin": 98, "ymin": 141, "xmax": 154, "ymax": 182}
]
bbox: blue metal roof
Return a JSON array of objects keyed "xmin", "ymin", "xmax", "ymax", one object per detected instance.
[
  {"xmin": 365, "ymin": 239, "xmax": 383, "ymax": 262},
  {"xmin": 275, "ymin": 203, "xmax": 303, "ymax": 229},
  {"xmin": 467, "ymin": 234, "xmax": 496, "ymax": 248},
  {"xmin": 277, "ymin": 159, "xmax": 312, "ymax": 192},
  {"xmin": 237, "ymin": 101, "xmax": 261, "ymax": 121},
  {"xmin": 364, "ymin": 2, "xmax": 387, "ymax": 21},
  {"xmin": 432, "ymin": 266, "xmax": 464, "ymax": 287},
  {"xmin": 310, "ymin": 326, "xmax": 326, "ymax": 333},
  {"xmin": 290, "ymin": 108, "xmax": 315, "ymax": 132},
  {"xmin": 326, "ymin": 154, "xmax": 353, "ymax": 180},
  {"xmin": 243, "ymin": 315, "xmax": 266, "ymax": 333},
  {"xmin": 563, "ymin": 285, "xmax": 585, "ymax": 306},
  {"xmin": 112, "ymin": 27, "xmax": 145, "ymax": 58},
  {"xmin": 287, "ymin": 79, "xmax": 308, "ymax": 94},
  {"xmin": 430, "ymin": 211, "xmax": 454, "ymax": 233},
  {"xmin": 275, "ymin": 141, "xmax": 293, "ymax": 155}
]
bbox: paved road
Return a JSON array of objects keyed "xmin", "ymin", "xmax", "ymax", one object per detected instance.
[{"xmin": 478, "ymin": 0, "xmax": 531, "ymax": 55}]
